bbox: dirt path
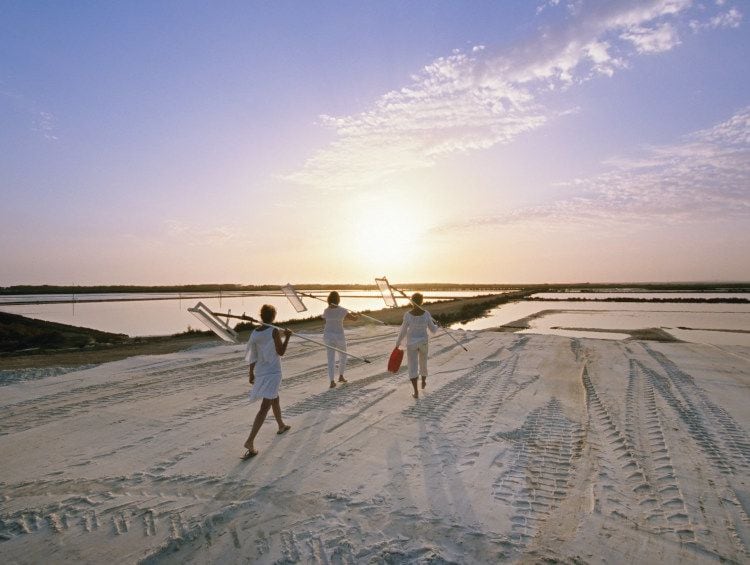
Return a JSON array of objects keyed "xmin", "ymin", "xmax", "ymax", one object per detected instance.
[{"xmin": 0, "ymin": 328, "xmax": 748, "ymax": 563}]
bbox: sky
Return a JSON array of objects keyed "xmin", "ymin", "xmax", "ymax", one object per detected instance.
[{"xmin": 1, "ymin": 0, "xmax": 748, "ymax": 285}]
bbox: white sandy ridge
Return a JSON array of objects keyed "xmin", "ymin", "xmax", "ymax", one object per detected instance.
[{"xmin": 1, "ymin": 326, "xmax": 749, "ymax": 563}]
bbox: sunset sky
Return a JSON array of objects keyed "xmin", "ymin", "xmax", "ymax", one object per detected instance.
[{"xmin": 2, "ymin": 1, "xmax": 748, "ymax": 285}]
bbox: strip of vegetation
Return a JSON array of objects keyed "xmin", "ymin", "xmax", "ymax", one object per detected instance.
[
  {"xmin": 0, "ymin": 311, "xmax": 129, "ymax": 353},
  {"xmin": 3, "ymin": 281, "xmax": 748, "ymax": 296},
  {"xmin": 0, "ymin": 284, "xmax": 280, "ymax": 295},
  {"xmin": 431, "ymin": 291, "xmax": 533, "ymax": 326}
]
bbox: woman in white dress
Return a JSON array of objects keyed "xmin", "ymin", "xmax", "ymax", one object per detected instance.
[
  {"xmin": 321, "ymin": 291, "xmax": 359, "ymax": 388},
  {"xmin": 242, "ymin": 304, "xmax": 291, "ymax": 459},
  {"xmin": 395, "ymin": 292, "xmax": 438, "ymax": 399}
]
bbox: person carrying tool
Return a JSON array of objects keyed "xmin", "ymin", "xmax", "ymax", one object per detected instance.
[
  {"xmin": 395, "ymin": 292, "xmax": 438, "ymax": 399},
  {"xmin": 242, "ymin": 304, "xmax": 292, "ymax": 459},
  {"xmin": 322, "ymin": 291, "xmax": 360, "ymax": 388}
]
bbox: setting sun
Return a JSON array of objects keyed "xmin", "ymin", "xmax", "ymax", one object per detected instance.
[{"xmin": 344, "ymin": 194, "xmax": 428, "ymax": 273}]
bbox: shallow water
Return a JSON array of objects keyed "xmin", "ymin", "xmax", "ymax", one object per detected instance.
[
  {"xmin": 0, "ymin": 290, "xmax": 488, "ymax": 337},
  {"xmin": 3, "ymin": 290, "xmax": 747, "ymax": 347}
]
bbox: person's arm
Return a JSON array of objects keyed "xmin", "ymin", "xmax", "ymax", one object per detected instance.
[
  {"xmin": 345, "ymin": 311, "xmax": 359, "ymax": 321},
  {"xmin": 245, "ymin": 333, "xmax": 258, "ymax": 368},
  {"xmin": 246, "ymin": 335, "xmax": 257, "ymax": 384},
  {"xmin": 273, "ymin": 328, "xmax": 292, "ymax": 356},
  {"xmin": 426, "ymin": 313, "xmax": 439, "ymax": 334},
  {"xmin": 395, "ymin": 315, "xmax": 409, "ymax": 348}
]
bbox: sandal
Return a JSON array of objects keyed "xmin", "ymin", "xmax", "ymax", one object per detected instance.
[{"xmin": 241, "ymin": 449, "xmax": 258, "ymax": 460}]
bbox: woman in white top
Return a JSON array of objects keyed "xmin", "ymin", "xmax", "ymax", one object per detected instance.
[
  {"xmin": 321, "ymin": 291, "xmax": 360, "ymax": 388},
  {"xmin": 395, "ymin": 292, "xmax": 438, "ymax": 399},
  {"xmin": 242, "ymin": 304, "xmax": 291, "ymax": 459}
]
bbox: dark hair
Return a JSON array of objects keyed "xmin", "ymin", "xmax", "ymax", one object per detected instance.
[
  {"xmin": 327, "ymin": 291, "xmax": 340, "ymax": 305},
  {"xmin": 260, "ymin": 304, "xmax": 276, "ymax": 323},
  {"xmin": 411, "ymin": 292, "xmax": 423, "ymax": 305}
]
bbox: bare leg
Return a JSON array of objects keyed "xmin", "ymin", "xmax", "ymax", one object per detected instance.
[
  {"xmin": 410, "ymin": 378, "xmax": 419, "ymax": 399},
  {"xmin": 271, "ymin": 397, "xmax": 290, "ymax": 433},
  {"xmin": 245, "ymin": 398, "xmax": 272, "ymax": 453}
]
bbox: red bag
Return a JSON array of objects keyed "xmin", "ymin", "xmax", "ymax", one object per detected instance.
[{"xmin": 388, "ymin": 347, "xmax": 404, "ymax": 373}]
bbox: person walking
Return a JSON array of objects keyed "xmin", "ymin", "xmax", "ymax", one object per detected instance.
[
  {"xmin": 321, "ymin": 291, "xmax": 360, "ymax": 388},
  {"xmin": 395, "ymin": 293, "xmax": 438, "ymax": 399},
  {"xmin": 242, "ymin": 304, "xmax": 292, "ymax": 459}
]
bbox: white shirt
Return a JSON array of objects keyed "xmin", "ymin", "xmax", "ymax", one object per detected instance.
[
  {"xmin": 396, "ymin": 311, "xmax": 438, "ymax": 348},
  {"xmin": 244, "ymin": 326, "xmax": 281, "ymax": 377},
  {"xmin": 322, "ymin": 306, "xmax": 349, "ymax": 339}
]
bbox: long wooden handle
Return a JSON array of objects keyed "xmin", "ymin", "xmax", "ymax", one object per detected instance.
[
  {"xmin": 243, "ymin": 314, "xmax": 372, "ymax": 364},
  {"xmin": 299, "ymin": 291, "xmax": 386, "ymax": 325}
]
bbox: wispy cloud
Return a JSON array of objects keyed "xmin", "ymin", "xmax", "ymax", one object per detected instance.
[
  {"xmin": 285, "ymin": 1, "xmax": 739, "ymax": 191},
  {"xmin": 33, "ymin": 111, "xmax": 59, "ymax": 141},
  {"xmin": 1, "ymin": 87, "xmax": 60, "ymax": 141},
  {"xmin": 283, "ymin": 48, "xmax": 547, "ymax": 190},
  {"xmin": 690, "ymin": 6, "xmax": 742, "ymax": 31},
  {"xmin": 620, "ymin": 22, "xmax": 681, "ymax": 53},
  {"xmin": 434, "ymin": 106, "xmax": 750, "ymax": 232}
]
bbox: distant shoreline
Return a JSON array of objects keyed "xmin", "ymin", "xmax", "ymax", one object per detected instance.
[{"xmin": 2, "ymin": 281, "xmax": 749, "ymax": 296}]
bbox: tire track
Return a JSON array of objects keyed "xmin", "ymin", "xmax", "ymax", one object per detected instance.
[
  {"xmin": 582, "ymin": 365, "xmax": 677, "ymax": 531},
  {"xmin": 491, "ymin": 397, "xmax": 584, "ymax": 552},
  {"xmin": 625, "ymin": 360, "xmax": 696, "ymax": 543},
  {"xmin": 643, "ymin": 344, "xmax": 750, "ymax": 472}
]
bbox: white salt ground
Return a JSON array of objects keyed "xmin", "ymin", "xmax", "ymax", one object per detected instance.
[{"xmin": 0, "ymin": 326, "xmax": 748, "ymax": 563}]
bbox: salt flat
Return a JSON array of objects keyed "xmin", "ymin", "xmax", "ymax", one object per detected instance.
[{"xmin": 1, "ymin": 327, "xmax": 749, "ymax": 563}]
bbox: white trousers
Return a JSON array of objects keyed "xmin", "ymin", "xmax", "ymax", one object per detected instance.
[
  {"xmin": 325, "ymin": 336, "xmax": 347, "ymax": 381},
  {"xmin": 406, "ymin": 342, "xmax": 429, "ymax": 379}
]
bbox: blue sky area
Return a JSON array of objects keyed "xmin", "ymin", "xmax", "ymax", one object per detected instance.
[{"xmin": 1, "ymin": 1, "xmax": 748, "ymax": 284}]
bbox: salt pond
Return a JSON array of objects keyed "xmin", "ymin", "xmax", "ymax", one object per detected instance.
[
  {"xmin": 2, "ymin": 290, "xmax": 748, "ymax": 347},
  {"xmin": 0, "ymin": 290, "xmax": 484, "ymax": 337},
  {"xmin": 453, "ymin": 298, "xmax": 750, "ymax": 347}
]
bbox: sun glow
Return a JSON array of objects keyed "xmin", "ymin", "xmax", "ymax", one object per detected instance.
[{"xmin": 346, "ymin": 196, "xmax": 427, "ymax": 274}]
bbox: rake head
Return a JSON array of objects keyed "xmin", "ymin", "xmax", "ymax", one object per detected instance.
[{"xmin": 188, "ymin": 301, "xmax": 240, "ymax": 343}]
